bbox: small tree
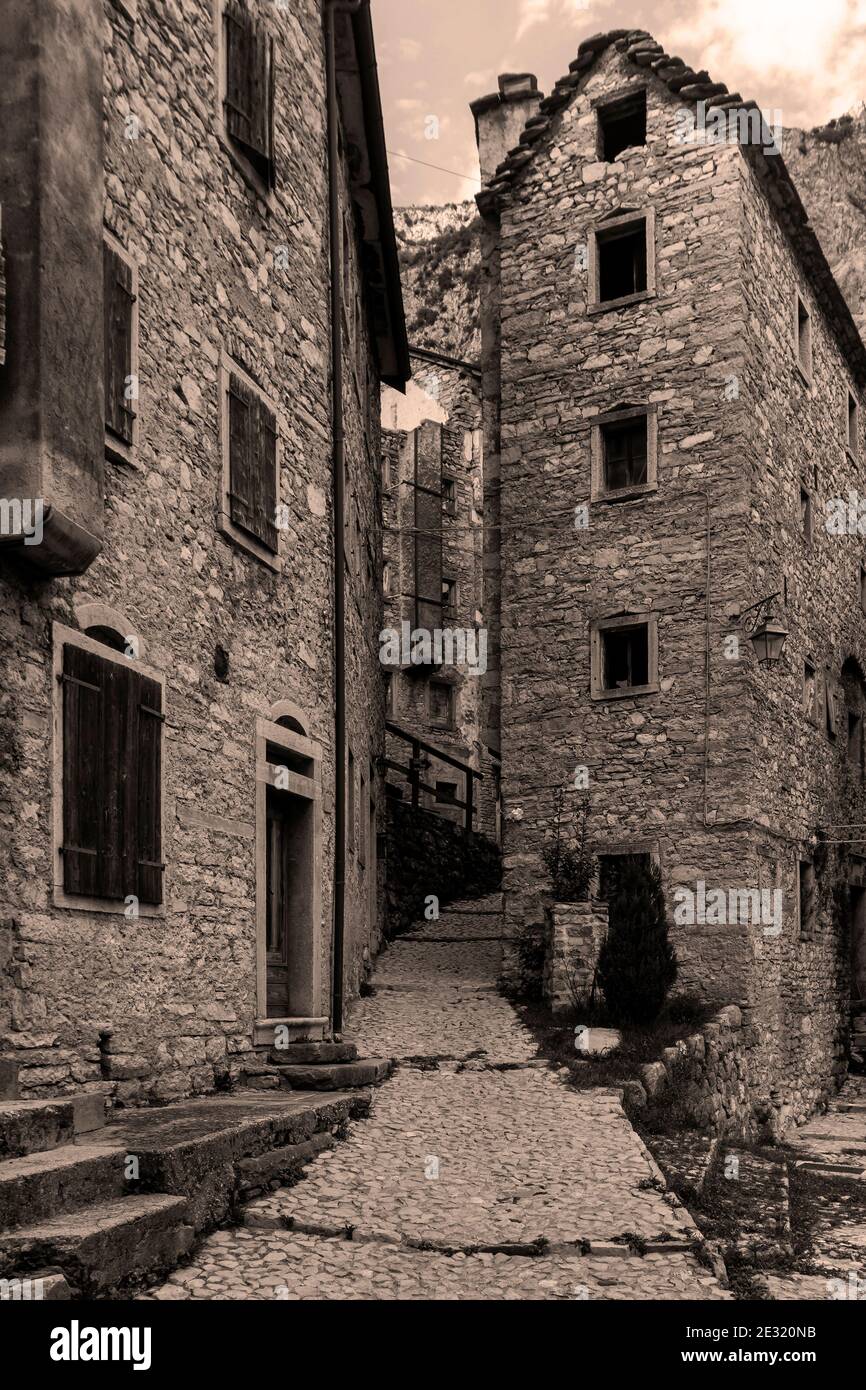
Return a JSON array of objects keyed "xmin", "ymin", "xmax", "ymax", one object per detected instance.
[
  {"xmin": 541, "ymin": 787, "xmax": 595, "ymax": 902},
  {"xmin": 597, "ymin": 858, "xmax": 677, "ymax": 1025}
]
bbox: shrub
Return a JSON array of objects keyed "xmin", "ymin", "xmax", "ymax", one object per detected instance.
[
  {"xmin": 541, "ymin": 787, "xmax": 595, "ymax": 902},
  {"xmin": 597, "ymin": 859, "xmax": 677, "ymax": 1025}
]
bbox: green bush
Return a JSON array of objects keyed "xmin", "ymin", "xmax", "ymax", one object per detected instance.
[{"xmin": 597, "ymin": 859, "xmax": 677, "ymax": 1025}]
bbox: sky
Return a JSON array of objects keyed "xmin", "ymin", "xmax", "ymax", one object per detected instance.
[{"xmin": 373, "ymin": 0, "xmax": 866, "ymax": 206}]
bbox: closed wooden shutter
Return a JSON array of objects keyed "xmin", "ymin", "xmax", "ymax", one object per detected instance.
[
  {"xmin": 103, "ymin": 241, "xmax": 135, "ymax": 445},
  {"xmin": 228, "ymin": 373, "xmax": 279, "ymax": 552},
  {"xmin": 224, "ymin": 2, "xmax": 275, "ymax": 188},
  {"xmin": 61, "ymin": 644, "xmax": 163, "ymax": 905},
  {"xmin": 413, "ymin": 422, "xmax": 443, "ymax": 631}
]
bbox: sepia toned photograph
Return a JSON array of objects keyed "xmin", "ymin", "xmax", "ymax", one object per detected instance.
[{"xmin": 0, "ymin": 0, "xmax": 864, "ymax": 1366}]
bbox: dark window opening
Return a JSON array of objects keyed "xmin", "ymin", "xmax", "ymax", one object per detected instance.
[
  {"xmin": 429, "ymin": 681, "xmax": 453, "ymax": 728},
  {"xmin": 435, "ymin": 780, "xmax": 457, "ymax": 804},
  {"xmin": 103, "ymin": 241, "xmax": 135, "ymax": 447},
  {"xmin": 223, "ymin": 0, "xmax": 276, "ymax": 189},
  {"xmin": 602, "ymin": 624, "xmax": 649, "ymax": 690},
  {"xmin": 597, "ymin": 221, "xmax": 647, "ymax": 302},
  {"xmin": 799, "ymin": 860, "xmax": 816, "ymax": 938},
  {"xmin": 797, "ymin": 296, "xmax": 811, "ymax": 376},
  {"xmin": 849, "ymin": 710, "xmax": 863, "ymax": 772},
  {"xmin": 598, "ymin": 92, "xmax": 647, "ymax": 161},
  {"xmin": 800, "ymin": 486, "xmax": 812, "ymax": 544},
  {"xmin": 85, "ymin": 625, "xmax": 128, "ymax": 654},
  {"xmin": 442, "ymin": 578, "xmax": 457, "ymax": 615},
  {"xmin": 442, "ymin": 477, "xmax": 457, "ymax": 516},
  {"xmin": 601, "ymin": 416, "xmax": 648, "ymax": 491},
  {"xmin": 598, "ymin": 852, "xmax": 651, "ymax": 902},
  {"xmin": 848, "ymin": 391, "xmax": 859, "ymax": 455}
]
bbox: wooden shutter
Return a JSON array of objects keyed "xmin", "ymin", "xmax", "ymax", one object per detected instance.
[
  {"xmin": 224, "ymin": 3, "xmax": 275, "ymax": 188},
  {"xmin": 413, "ymin": 422, "xmax": 443, "ymax": 631},
  {"xmin": 62, "ymin": 643, "xmax": 163, "ymax": 905},
  {"xmin": 228, "ymin": 373, "xmax": 279, "ymax": 552},
  {"xmin": 103, "ymin": 241, "xmax": 135, "ymax": 445}
]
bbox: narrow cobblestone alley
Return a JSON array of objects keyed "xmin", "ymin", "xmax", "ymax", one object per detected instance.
[{"xmin": 146, "ymin": 897, "xmax": 730, "ymax": 1300}]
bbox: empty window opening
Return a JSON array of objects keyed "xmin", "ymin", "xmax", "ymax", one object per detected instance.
[
  {"xmin": 800, "ymin": 486, "xmax": 812, "ymax": 544},
  {"xmin": 803, "ymin": 661, "xmax": 816, "ymax": 720},
  {"xmin": 435, "ymin": 780, "xmax": 458, "ymax": 804},
  {"xmin": 602, "ymin": 624, "xmax": 649, "ymax": 691},
  {"xmin": 442, "ymin": 578, "xmax": 457, "ymax": 615},
  {"xmin": 442, "ymin": 477, "xmax": 457, "ymax": 516},
  {"xmin": 598, "ymin": 852, "xmax": 652, "ymax": 902},
  {"xmin": 347, "ymin": 748, "xmax": 356, "ymax": 853},
  {"xmin": 429, "ymin": 681, "xmax": 453, "ymax": 728},
  {"xmin": 848, "ymin": 390, "xmax": 859, "ymax": 455},
  {"xmin": 799, "ymin": 859, "xmax": 816, "ymax": 939},
  {"xmin": 598, "ymin": 220, "xmax": 647, "ymax": 303},
  {"xmin": 849, "ymin": 710, "xmax": 863, "ymax": 772},
  {"xmin": 796, "ymin": 294, "xmax": 812, "ymax": 377},
  {"xmin": 602, "ymin": 416, "xmax": 648, "ymax": 491},
  {"xmin": 826, "ymin": 677, "xmax": 837, "ymax": 739},
  {"xmin": 598, "ymin": 91, "xmax": 647, "ymax": 161}
]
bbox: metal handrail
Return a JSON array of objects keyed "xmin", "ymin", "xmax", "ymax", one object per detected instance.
[{"xmin": 384, "ymin": 721, "xmax": 481, "ymax": 831}]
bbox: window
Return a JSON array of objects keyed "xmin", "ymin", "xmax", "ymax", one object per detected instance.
[
  {"xmin": 359, "ymin": 769, "xmax": 367, "ymax": 869},
  {"xmin": 429, "ymin": 681, "xmax": 453, "ymax": 728},
  {"xmin": 442, "ymin": 578, "xmax": 457, "ymax": 616},
  {"xmin": 442, "ymin": 477, "xmax": 457, "ymax": 516},
  {"xmin": 220, "ymin": 354, "xmax": 282, "ymax": 568},
  {"xmin": 384, "ymin": 671, "xmax": 396, "ymax": 717},
  {"xmin": 103, "ymin": 232, "xmax": 138, "ymax": 464},
  {"xmin": 798, "ymin": 859, "xmax": 816, "ymax": 939},
  {"xmin": 590, "ymin": 211, "xmax": 655, "ymax": 310},
  {"xmin": 849, "ymin": 710, "xmax": 863, "ymax": 773},
  {"xmin": 847, "ymin": 388, "xmax": 860, "ymax": 457},
  {"xmin": 435, "ymin": 780, "xmax": 457, "ymax": 804},
  {"xmin": 592, "ymin": 406, "xmax": 657, "ymax": 500},
  {"xmin": 591, "ymin": 614, "xmax": 658, "ymax": 699},
  {"xmin": 598, "ymin": 852, "xmax": 651, "ymax": 902},
  {"xmin": 803, "ymin": 661, "xmax": 816, "ymax": 722},
  {"xmin": 597, "ymin": 90, "xmax": 646, "ymax": 161},
  {"xmin": 826, "ymin": 674, "xmax": 837, "ymax": 739},
  {"xmin": 800, "ymin": 486, "xmax": 813, "ymax": 545},
  {"xmin": 347, "ymin": 748, "xmax": 356, "ymax": 854},
  {"xmin": 218, "ymin": 0, "xmax": 276, "ymax": 193},
  {"xmin": 55, "ymin": 628, "xmax": 163, "ymax": 910},
  {"xmin": 795, "ymin": 293, "xmax": 812, "ymax": 380}
]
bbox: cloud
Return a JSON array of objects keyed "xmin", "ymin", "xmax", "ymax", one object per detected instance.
[
  {"xmin": 394, "ymin": 98, "xmax": 424, "ymax": 111},
  {"xmin": 464, "ymin": 68, "xmax": 496, "ymax": 88},
  {"xmin": 662, "ymin": 0, "xmax": 866, "ymax": 125},
  {"xmin": 399, "ymin": 37, "xmax": 423, "ymax": 61},
  {"xmin": 515, "ymin": 0, "xmax": 552, "ymax": 42}
]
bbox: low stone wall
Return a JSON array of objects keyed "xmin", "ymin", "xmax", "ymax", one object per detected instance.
[
  {"xmin": 383, "ymin": 798, "xmax": 501, "ymax": 938},
  {"xmin": 542, "ymin": 901, "xmax": 608, "ymax": 1014},
  {"xmin": 635, "ymin": 1005, "xmax": 754, "ymax": 1137}
]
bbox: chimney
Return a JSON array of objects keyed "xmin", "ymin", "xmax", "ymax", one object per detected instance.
[{"xmin": 470, "ymin": 73, "xmax": 544, "ymax": 186}]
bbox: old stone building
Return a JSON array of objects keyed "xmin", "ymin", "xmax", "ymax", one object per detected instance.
[
  {"xmin": 473, "ymin": 32, "xmax": 866, "ymax": 1124},
  {"xmin": 0, "ymin": 0, "xmax": 407, "ymax": 1103},
  {"xmin": 380, "ymin": 348, "xmax": 500, "ymax": 838}
]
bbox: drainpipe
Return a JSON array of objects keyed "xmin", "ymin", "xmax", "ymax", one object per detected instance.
[{"xmin": 324, "ymin": 0, "xmax": 362, "ymax": 1035}]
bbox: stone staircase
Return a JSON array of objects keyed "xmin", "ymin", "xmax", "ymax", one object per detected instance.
[
  {"xmin": 265, "ymin": 1039, "xmax": 392, "ymax": 1091},
  {"xmin": 0, "ymin": 1085, "xmax": 375, "ymax": 1299}
]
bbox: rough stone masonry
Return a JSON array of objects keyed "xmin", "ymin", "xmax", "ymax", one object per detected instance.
[{"xmin": 472, "ymin": 31, "xmax": 866, "ymax": 1128}]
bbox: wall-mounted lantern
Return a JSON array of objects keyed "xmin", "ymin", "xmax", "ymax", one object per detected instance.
[{"xmin": 737, "ymin": 591, "xmax": 788, "ymax": 666}]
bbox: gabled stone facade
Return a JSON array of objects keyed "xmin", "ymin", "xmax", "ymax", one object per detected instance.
[
  {"xmin": 0, "ymin": 0, "xmax": 406, "ymax": 1103},
  {"xmin": 473, "ymin": 30, "xmax": 866, "ymax": 1125}
]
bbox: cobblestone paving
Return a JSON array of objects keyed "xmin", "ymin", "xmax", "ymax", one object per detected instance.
[{"xmin": 146, "ymin": 896, "xmax": 730, "ymax": 1300}]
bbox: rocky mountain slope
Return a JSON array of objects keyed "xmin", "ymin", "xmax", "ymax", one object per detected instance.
[{"xmin": 394, "ymin": 108, "xmax": 866, "ymax": 361}]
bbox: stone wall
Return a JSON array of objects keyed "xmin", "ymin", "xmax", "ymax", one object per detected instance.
[
  {"xmin": 476, "ymin": 38, "xmax": 861, "ymax": 1125},
  {"xmin": 0, "ymin": 0, "xmax": 386, "ymax": 1102},
  {"xmin": 542, "ymin": 900, "xmax": 608, "ymax": 1014},
  {"xmin": 383, "ymin": 799, "xmax": 500, "ymax": 939},
  {"xmin": 636, "ymin": 1005, "xmax": 753, "ymax": 1138}
]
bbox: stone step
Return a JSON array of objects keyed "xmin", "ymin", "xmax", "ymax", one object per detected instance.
[
  {"xmin": 273, "ymin": 1059, "xmax": 392, "ymax": 1091},
  {"xmin": 0, "ymin": 1096, "xmax": 105, "ymax": 1161},
  {"xmin": 0, "ymin": 1194, "xmax": 193, "ymax": 1298},
  {"xmin": 236, "ymin": 1131, "xmax": 335, "ymax": 1196},
  {"xmin": 268, "ymin": 1041, "xmax": 358, "ymax": 1066},
  {"xmin": 0, "ymin": 1143, "xmax": 128, "ymax": 1232}
]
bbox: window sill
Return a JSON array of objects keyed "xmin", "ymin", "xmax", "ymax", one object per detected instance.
[
  {"xmin": 592, "ymin": 681, "xmax": 659, "ymax": 701},
  {"xmin": 846, "ymin": 445, "xmax": 859, "ymax": 465},
  {"xmin": 52, "ymin": 886, "xmax": 164, "ymax": 918},
  {"xmin": 218, "ymin": 513, "xmax": 283, "ymax": 573},
  {"xmin": 588, "ymin": 289, "xmax": 655, "ymax": 315},
  {"xmin": 592, "ymin": 481, "xmax": 657, "ymax": 504},
  {"xmin": 106, "ymin": 434, "xmax": 140, "ymax": 469},
  {"xmin": 794, "ymin": 361, "xmax": 812, "ymax": 389}
]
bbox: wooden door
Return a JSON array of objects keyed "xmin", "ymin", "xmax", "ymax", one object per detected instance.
[{"xmin": 266, "ymin": 791, "xmax": 294, "ymax": 1017}]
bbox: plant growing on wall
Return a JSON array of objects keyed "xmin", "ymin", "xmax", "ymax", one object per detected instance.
[
  {"xmin": 541, "ymin": 786, "xmax": 595, "ymax": 902},
  {"xmin": 597, "ymin": 858, "xmax": 677, "ymax": 1025}
]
